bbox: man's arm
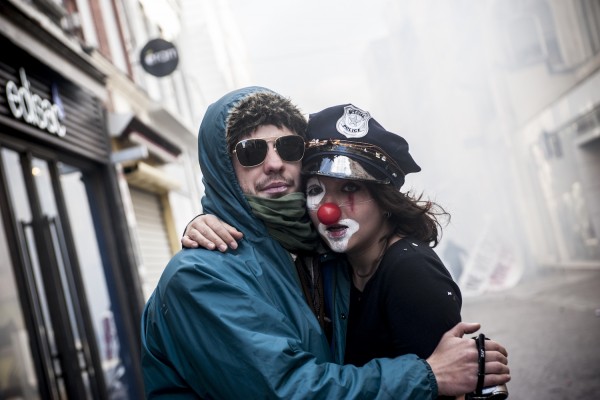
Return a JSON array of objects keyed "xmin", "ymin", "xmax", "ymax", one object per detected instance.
[
  {"xmin": 142, "ymin": 255, "xmax": 441, "ymax": 399},
  {"xmin": 143, "ymin": 263, "xmax": 509, "ymax": 398},
  {"xmin": 179, "ymin": 219, "xmax": 511, "ymax": 396}
]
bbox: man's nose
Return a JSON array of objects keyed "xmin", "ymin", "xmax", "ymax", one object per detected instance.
[{"xmin": 262, "ymin": 146, "xmax": 284, "ymax": 172}]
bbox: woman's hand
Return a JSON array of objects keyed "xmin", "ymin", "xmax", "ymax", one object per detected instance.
[{"xmin": 181, "ymin": 214, "xmax": 243, "ymax": 251}]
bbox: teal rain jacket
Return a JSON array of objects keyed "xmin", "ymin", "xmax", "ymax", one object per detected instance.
[{"xmin": 140, "ymin": 87, "xmax": 438, "ymax": 399}]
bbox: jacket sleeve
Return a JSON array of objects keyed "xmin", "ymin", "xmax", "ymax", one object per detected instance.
[{"xmin": 142, "ymin": 261, "xmax": 438, "ymax": 399}]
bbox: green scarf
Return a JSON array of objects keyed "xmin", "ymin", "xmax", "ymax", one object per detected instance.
[{"xmin": 246, "ymin": 192, "xmax": 320, "ymax": 253}]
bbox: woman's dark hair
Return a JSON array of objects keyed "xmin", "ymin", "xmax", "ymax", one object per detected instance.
[{"xmin": 364, "ymin": 181, "xmax": 450, "ymax": 247}]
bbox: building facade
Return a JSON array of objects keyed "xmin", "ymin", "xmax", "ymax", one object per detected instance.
[
  {"xmin": 486, "ymin": 0, "xmax": 600, "ymax": 269},
  {"xmin": 0, "ymin": 0, "xmax": 241, "ymax": 397},
  {"xmin": 0, "ymin": 1, "xmax": 145, "ymax": 397}
]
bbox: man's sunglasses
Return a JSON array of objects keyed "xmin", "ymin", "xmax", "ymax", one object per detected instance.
[{"xmin": 233, "ymin": 135, "xmax": 305, "ymax": 167}]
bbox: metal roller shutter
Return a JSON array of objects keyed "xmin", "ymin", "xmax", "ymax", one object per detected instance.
[{"xmin": 129, "ymin": 187, "xmax": 172, "ymax": 297}]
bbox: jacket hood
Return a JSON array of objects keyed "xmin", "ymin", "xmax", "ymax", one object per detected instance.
[{"xmin": 199, "ymin": 86, "xmax": 276, "ymax": 239}]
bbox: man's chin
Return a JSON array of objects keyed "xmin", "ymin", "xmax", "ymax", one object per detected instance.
[
  {"xmin": 257, "ymin": 189, "xmax": 297, "ymax": 199},
  {"xmin": 261, "ymin": 192, "xmax": 289, "ymax": 199}
]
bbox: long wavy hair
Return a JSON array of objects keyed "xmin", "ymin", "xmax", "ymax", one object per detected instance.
[{"xmin": 364, "ymin": 181, "xmax": 450, "ymax": 247}]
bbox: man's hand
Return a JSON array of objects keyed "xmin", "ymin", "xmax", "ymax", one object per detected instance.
[
  {"xmin": 426, "ymin": 322, "xmax": 510, "ymax": 397},
  {"xmin": 181, "ymin": 214, "xmax": 244, "ymax": 251}
]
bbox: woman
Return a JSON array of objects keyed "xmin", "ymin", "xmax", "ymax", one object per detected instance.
[{"xmin": 300, "ymin": 104, "xmax": 461, "ymax": 367}]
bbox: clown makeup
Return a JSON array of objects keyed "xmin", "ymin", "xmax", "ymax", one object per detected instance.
[
  {"xmin": 317, "ymin": 218, "xmax": 359, "ymax": 252},
  {"xmin": 306, "ymin": 176, "xmax": 384, "ymax": 255},
  {"xmin": 306, "ymin": 177, "xmax": 326, "ymax": 211},
  {"xmin": 306, "ymin": 177, "xmax": 373, "ymax": 211}
]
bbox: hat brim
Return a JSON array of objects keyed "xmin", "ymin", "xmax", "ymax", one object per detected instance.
[
  {"xmin": 302, "ymin": 141, "xmax": 405, "ymax": 187},
  {"xmin": 302, "ymin": 154, "xmax": 390, "ymax": 183}
]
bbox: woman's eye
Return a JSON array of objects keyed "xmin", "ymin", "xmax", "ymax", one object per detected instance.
[
  {"xmin": 342, "ymin": 182, "xmax": 360, "ymax": 193},
  {"xmin": 306, "ymin": 186, "xmax": 323, "ymax": 197}
]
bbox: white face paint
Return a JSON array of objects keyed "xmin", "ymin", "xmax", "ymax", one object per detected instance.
[
  {"xmin": 307, "ymin": 176, "xmax": 362, "ymax": 251},
  {"xmin": 306, "ymin": 177, "xmax": 325, "ymax": 210},
  {"xmin": 317, "ymin": 218, "xmax": 360, "ymax": 253},
  {"xmin": 306, "ymin": 175, "xmax": 384, "ymax": 255}
]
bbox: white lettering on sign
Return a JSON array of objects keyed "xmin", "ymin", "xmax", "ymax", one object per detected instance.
[
  {"xmin": 6, "ymin": 68, "xmax": 66, "ymax": 137},
  {"xmin": 144, "ymin": 48, "xmax": 178, "ymax": 66}
]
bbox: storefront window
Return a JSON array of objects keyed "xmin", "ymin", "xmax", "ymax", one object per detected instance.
[
  {"xmin": 58, "ymin": 163, "xmax": 128, "ymax": 399},
  {"xmin": 1, "ymin": 147, "xmax": 130, "ymax": 398},
  {"xmin": 0, "ymin": 153, "xmax": 40, "ymax": 399}
]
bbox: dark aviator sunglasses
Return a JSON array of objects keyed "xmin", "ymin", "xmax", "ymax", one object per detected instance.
[{"xmin": 233, "ymin": 135, "xmax": 305, "ymax": 167}]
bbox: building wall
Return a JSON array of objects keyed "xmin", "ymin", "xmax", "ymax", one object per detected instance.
[{"xmin": 486, "ymin": 0, "xmax": 600, "ymax": 268}]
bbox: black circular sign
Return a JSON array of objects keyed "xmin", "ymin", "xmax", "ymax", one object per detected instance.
[{"xmin": 140, "ymin": 38, "xmax": 179, "ymax": 77}]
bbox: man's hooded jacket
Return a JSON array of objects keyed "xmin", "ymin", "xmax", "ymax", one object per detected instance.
[{"xmin": 140, "ymin": 87, "xmax": 438, "ymax": 399}]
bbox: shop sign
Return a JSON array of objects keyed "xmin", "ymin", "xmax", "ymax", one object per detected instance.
[
  {"xmin": 140, "ymin": 38, "xmax": 179, "ymax": 77},
  {"xmin": 5, "ymin": 68, "xmax": 66, "ymax": 137}
]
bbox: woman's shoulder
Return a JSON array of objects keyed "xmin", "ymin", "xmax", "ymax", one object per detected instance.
[
  {"xmin": 376, "ymin": 238, "xmax": 460, "ymax": 302},
  {"xmin": 380, "ymin": 237, "xmax": 448, "ymax": 277},
  {"xmin": 386, "ymin": 237, "xmax": 437, "ymax": 259}
]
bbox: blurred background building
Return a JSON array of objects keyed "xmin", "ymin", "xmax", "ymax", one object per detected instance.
[
  {"xmin": 369, "ymin": 0, "xmax": 600, "ymax": 295},
  {"xmin": 0, "ymin": 0, "xmax": 598, "ymax": 398}
]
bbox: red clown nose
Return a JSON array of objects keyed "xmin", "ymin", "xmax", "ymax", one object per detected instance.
[{"xmin": 317, "ymin": 203, "xmax": 342, "ymax": 225}]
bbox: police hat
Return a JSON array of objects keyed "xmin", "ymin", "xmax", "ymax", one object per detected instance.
[{"xmin": 302, "ymin": 104, "xmax": 421, "ymax": 189}]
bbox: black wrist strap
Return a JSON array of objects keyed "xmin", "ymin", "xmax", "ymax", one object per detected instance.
[{"xmin": 475, "ymin": 333, "xmax": 486, "ymax": 394}]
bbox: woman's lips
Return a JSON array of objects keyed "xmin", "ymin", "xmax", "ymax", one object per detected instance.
[{"xmin": 326, "ymin": 224, "xmax": 347, "ymax": 239}]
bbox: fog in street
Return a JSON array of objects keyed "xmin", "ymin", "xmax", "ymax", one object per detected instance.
[{"xmin": 223, "ymin": 0, "xmax": 529, "ymax": 291}]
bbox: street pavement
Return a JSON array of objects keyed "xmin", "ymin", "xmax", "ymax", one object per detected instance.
[{"xmin": 461, "ymin": 267, "xmax": 600, "ymax": 399}]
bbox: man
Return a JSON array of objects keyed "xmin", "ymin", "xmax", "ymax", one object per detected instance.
[{"xmin": 141, "ymin": 87, "xmax": 510, "ymax": 399}]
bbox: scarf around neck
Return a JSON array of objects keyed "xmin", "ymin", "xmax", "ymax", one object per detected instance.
[{"xmin": 246, "ymin": 192, "xmax": 320, "ymax": 253}]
